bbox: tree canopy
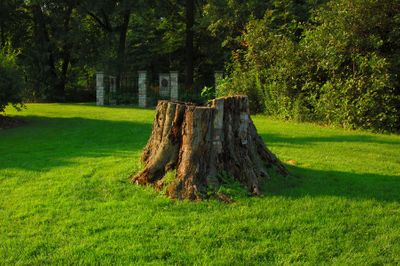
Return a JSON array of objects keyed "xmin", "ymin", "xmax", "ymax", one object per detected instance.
[{"xmin": 1, "ymin": 0, "xmax": 399, "ymax": 131}]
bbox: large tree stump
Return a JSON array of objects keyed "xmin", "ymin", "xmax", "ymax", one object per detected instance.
[{"xmin": 132, "ymin": 95, "xmax": 288, "ymax": 200}]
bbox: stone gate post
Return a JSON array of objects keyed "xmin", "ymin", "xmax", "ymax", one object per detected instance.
[
  {"xmin": 170, "ymin": 71, "xmax": 179, "ymax": 101},
  {"xmin": 138, "ymin": 71, "xmax": 147, "ymax": 107},
  {"xmin": 96, "ymin": 71, "xmax": 105, "ymax": 106}
]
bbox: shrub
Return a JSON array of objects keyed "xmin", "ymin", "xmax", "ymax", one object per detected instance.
[
  {"xmin": 300, "ymin": 0, "xmax": 400, "ymax": 131},
  {"xmin": 222, "ymin": 0, "xmax": 400, "ymax": 132},
  {"xmin": 0, "ymin": 43, "xmax": 25, "ymax": 113}
]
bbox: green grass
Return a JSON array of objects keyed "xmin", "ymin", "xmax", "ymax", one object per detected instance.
[{"xmin": 1, "ymin": 103, "xmax": 399, "ymax": 265}]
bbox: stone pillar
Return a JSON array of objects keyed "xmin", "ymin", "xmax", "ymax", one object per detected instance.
[
  {"xmin": 96, "ymin": 71, "xmax": 105, "ymax": 106},
  {"xmin": 138, "ymin": 71, "xmax": 147, "ymax": 108},
  {"xmin": 159, "ymin": 73, "xmax": 170, "ymax": 98},
  {"xmin": 214, "ymin": 71, "xmax": 223, "ymax": 87},
  {"xmin": 170, "ymin": 71, "xmax": 179, "ymax": 101}
]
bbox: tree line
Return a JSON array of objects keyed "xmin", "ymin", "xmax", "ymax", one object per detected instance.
[{"xmin": 1, "ymin": 0, "xmax": 399, "ymax": 131}]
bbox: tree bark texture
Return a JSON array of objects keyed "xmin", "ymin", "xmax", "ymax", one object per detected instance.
[{"xmin": 132, "ymin": 96, "xmax": 288, "ymax": 200}]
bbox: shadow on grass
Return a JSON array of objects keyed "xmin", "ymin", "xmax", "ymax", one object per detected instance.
[
  {"xmin": 259, "ymin": 133, "xmax": 399, "ymax": 146},
  {"xmin": 258, "ymin": 132, "xmax": 400, "ymax": 202},
  {"xmin": 264, "ymin": 165, "xmax": 400, "ymax": 202},
  {"xmin": 0, "ymin": 115, "xmax": 398, "ymax": 203},
  {"xmin": 0, "ymin": 115, "xmax": 152, "ymax": 172},
  {"xmin": 71, "ymin": 102, "xmax": 155, "ymax": 110}
]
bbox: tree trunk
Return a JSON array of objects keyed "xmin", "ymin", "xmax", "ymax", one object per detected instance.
[
  {"xmin": 31, "ymin": 4, "xmax": 58, "ymax": 100},
  {"xmin": 57, "ymin": 1, "xmax": 76, "ymax": 102},
  {"xmin": 0, "ymin": 19, "xmax": 4, "ymax": 48},
  {"xmin": 132, "ymin": 95, "xmax": 288, "ymax": 200},
  {"xmin": 184, "ymin": 0, "xmax": 194, "ymax": 92},
  {"xmin": 116, "ymin": 8, "xmax": 131, "ymax": 91}
]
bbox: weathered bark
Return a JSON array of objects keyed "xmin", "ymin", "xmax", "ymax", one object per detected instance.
[{"xmin": 132, "ymin": 96, "xmax": 288, "ymax": 200}]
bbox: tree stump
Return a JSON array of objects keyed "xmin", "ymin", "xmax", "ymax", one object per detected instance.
[{"xmin": 132, "ymin": 95, "xmax": 288, "ymax": 200}]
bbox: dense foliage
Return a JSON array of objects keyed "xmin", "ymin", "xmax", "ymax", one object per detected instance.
[
  {"xmin": 1, "ymin": 0, "xmax": 399, "ymax": 131},
  {"xmin": 223, "ymin": 0, "xmax": 400, "ymax": 131},
  {"xmin": 0, "ymin": 44, "xmax": 24, "ymax": 113}
]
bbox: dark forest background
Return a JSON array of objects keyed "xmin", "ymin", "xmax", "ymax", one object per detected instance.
[{"xmin": 1, "ymin": 0, "xmax": 399, "ymax": 132}]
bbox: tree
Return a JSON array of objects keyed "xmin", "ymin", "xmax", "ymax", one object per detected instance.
[
  {"xmin": 184, "ymin": 0, "xmax": 194, "ymax": 92},
  {"xmin": 28, "ymin": 0, "xmax": 80, "ymax": 101},
  {"xmin": 82, "ymin": 0, "xmax": 150, "ymax": 90}
]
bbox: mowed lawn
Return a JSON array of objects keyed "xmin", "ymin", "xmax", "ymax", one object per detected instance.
[{"xmin": 1, "ymin": 103, "xmax": 399, "ymax": 265}]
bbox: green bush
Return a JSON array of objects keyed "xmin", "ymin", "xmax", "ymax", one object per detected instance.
[
  {"xmin": 301, "ymin": 0, "xmax": 400, "ymax": 131},
  {"xmin": 222, "ymin": 0, "xmax": 400, "ymax": 132},
  {"xmin": 0, "ymin": 44, "xmax": 25, "ymax": 113}
]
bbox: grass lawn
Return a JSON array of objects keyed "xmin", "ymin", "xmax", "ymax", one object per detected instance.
[{"xmin": 1, "ymin": 103, "xmax": 399, "ymax": 264}]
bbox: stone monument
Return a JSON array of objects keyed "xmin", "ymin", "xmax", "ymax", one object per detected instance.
[{"xmin": 159, "ymin": 73, "xmax": 170, "ymax": 98}]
